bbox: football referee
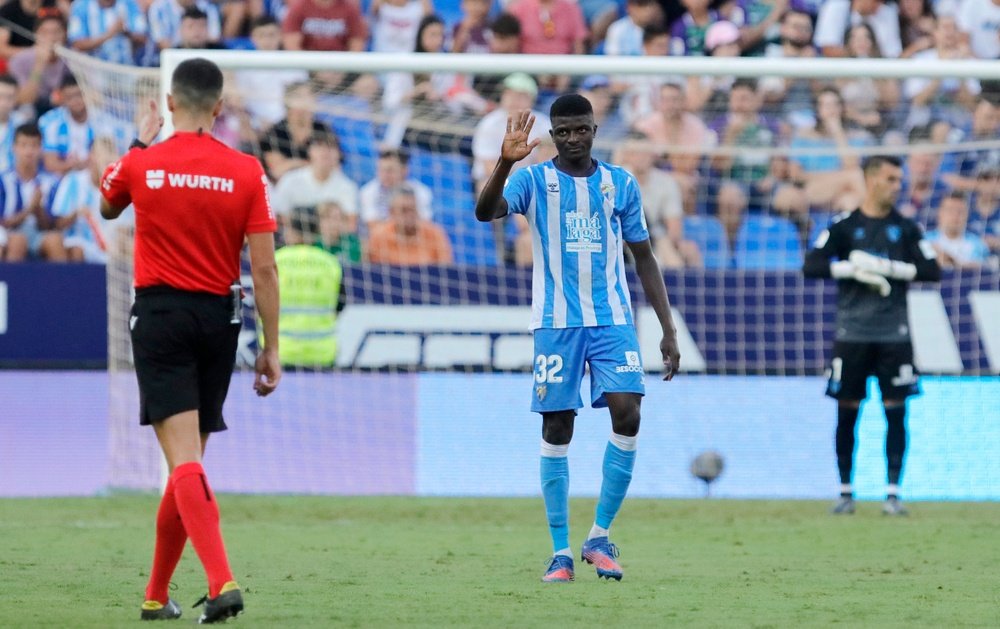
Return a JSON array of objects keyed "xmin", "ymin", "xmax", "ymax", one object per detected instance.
[
  {"xmin": 804, "ymin": 155, "xmax": 940, "ymax": 516},
  {"xmin": 100, "ymin": 58, "xmax": 280, "ymax": 623}
]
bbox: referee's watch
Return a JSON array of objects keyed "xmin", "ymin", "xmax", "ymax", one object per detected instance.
[{"xmin": 129, "ymin": 139, "xmax": 148, "ymax": 150}]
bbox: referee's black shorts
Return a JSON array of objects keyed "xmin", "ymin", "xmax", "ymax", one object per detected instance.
[
  {"xmin": 825, "ymin": 340, "xmax": 921, "ymax": 402},
  {"xmin": 130, "ymin": 286, "xmax": 240, "ymax": 432}
]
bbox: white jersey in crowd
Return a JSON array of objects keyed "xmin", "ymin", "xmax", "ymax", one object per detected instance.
[{"xmin": 502, "ymin": 160, "xmax": 649, "ymax": 330}]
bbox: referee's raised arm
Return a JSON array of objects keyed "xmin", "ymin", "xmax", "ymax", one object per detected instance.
[{"xmin": 97, "ymin": 57, "xmax": 280, "ymax": 623}]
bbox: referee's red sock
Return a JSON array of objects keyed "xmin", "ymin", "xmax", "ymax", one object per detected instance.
[
  {"xmin": 145, "ymin": 477, "xmax": 188, "ymax": 604},
  {"xmin": 172, "ymin": 462, "xmax": 234, "ymax": 598}
]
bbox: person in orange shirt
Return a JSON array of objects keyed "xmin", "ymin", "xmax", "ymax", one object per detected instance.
[{"xmin": 366, "ymin": 186, "xmax": 453, "ymax": 265}]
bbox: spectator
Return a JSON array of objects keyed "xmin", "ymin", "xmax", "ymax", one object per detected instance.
[
  {"xmin": 472, "ymin": 73, "xmax": 550, "ymax": 188},
  {"xmin": 814, "ymin": 0, "xmax": 902, "ymax": 58},
  {"xmin": 316, "ymin": 200, "xmax": 362, "ymax": 263},
  {"xmin": 788, "ymin": 86, "xmax": 868, "ymax": 211},
  {"xmin": 273, "ymin": 130, "xmax": 359, "ymax": 228},
  {"xmin": 218, "ymin": 0, "xmax": 248, "ymax": 39},
  {"xmin": 366, "ymin": 186, "xmax": 453, "ymax": 265},
  {"xmin": 0, "ymin": 123, "xmax": 61, "ymax": 261},
  {"xmin": 903, "ymin": 15, "xmax": 980, "ymax": 131},
  {"xmin": 470, "ymin": 13, "xmax": 521, "ymax": 105},
  {"xmin": 716, "ymin": 180, "xmax": 748, "ymax": 251},
  {"xmin": 68, "ymin": 0, "xmax": 149, "ymax": 65},
  {"xmin": 579, "ymin": 0, "xmax": 621, "ymax": 51},
  {"xmin": 9, "ymin": 11, "xmax": 70, "ymax": 119},
  {"xmin": 49, "ymin": 136, "xmax": 127, "ymax": 263},
  {"xmin": 759, "ymin": 8, "xmax": 817, "ymax": 127},
  {"xmin": 235, "ymin": 16, "xmax": 309, "ymax": 131},
  {"xmin": 38, "ymin": 75, "xmax": 93, "ymax": 175},
  {"xmin": 945, "ymin": 97, "xmax": 999, "ymax": 193},
  {"xmin": 0, "ymin": 74, "xmax": 28, "ymax": 172},
  {"xmin": 282, "ymin": 0, "xmax": 368, "ymax": 51},
  {"xmin": 508, "ymin": 0, "xmax": 588, "ymax": 93},
  {"xmin": 967, "ymin": 160, "xmax": 1000, "ymax": 254},
  {"xmin": 738, "ymin": 0, "xmax": 789, "ymax": 56},
  {"xmin": 632, "ymin": 81, "xmax": 716, "ymax": 213},
  {"xmin": 604, "ymin": 0, "xmax": 662, "ymax": 56},
  {"xmin": 578, "ymin": 74, "xmax": 627, "ymax": 161},
  {"xmin": 0, "ymin": 0, "xmax": 45, "ymax": 62},
  {"xmin": 838, "ymin": 23, "xmax": 899, "ymax": 136},
  {"xmin": 616, "ymin": 24, "xmax": 672, "ymax": 125},
  {"xmin": 148, "ymin": 0, "xmax": 222, "ymax": 53},
  {"xmin": 174, "ymin": 6, "xmax": 225, "ymax": 49},
  {"xmin": 898, "ymin": 126, "xmax": 950, "ymax": 227},
  {"xmin": 259, "ymin": 81, "xmax": 334, "ymax": 180},
  {"xmin": 615, "ymin": 132, "xmax": 701, "ymax": 268},
  {"xmin": 926, "ymin": 192, "xmax": 993, "ymax": 268},
  {"xmin": 359, "ymin": 147, "xmax": 433, "ymax": 226},
  {"xmin": 669, "ymin": 0, "xmax": 735, "ymax": 57},
  {"xmin": 709, "ymin": 78, "xmax": 780, "ymax": 205},
  {"xmin": 956, "ymin": 0, "xmax": 1000, "ymax": 60},
  {"xmin": 686, "ymin": 20, "xmax": 743, "ymax": 113},
  {"xmin": 451, "ymin": 0, "xmax": 492, "ymax": 54},
  {"xmin": 369, "ymin": 0, "xmax": 431, "ymax": 54},
  {"xmin": 897, "ymin": 0, "xmax": 935, "ymax": 58}
]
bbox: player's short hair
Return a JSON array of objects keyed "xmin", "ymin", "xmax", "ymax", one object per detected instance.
[
  {"xmin": 862, "ymin": 155, "xmax": 902, "ymax": 176},
  {"xmin": 14, "ymin": 122, "xmax": 41, "ymax": 141},
  {"xmin": 171, "ymin": 58, "xmax": 223, "ymax": 113},
  {"xmin": 549, "ymin": 94, "xmax": 593, "ymax": 120}
]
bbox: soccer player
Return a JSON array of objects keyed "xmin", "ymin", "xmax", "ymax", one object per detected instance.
[
  {"xmin": 474, "ymin": 96, "xmax": 681, "ymax": 582},
  {"xmin": 100, "ymin": 58, "xmax": 281, "ymax": 622},
  {"xmin": 803, "ymin": 155, "xmax": 941, "ymax": 517}
]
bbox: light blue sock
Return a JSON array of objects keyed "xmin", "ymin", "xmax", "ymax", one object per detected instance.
[
  {"xmin": 594, "ymin": 435, "xmax": 637, "ymax": 530},
  {"xmin": 540, "ymin": 441, "xmax": 570, "ymax": 553}
]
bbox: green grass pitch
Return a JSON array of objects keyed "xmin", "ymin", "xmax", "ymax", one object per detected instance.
[{"xmin": 2, "ymin": 496, "xmax": 998, "ymax": 628}]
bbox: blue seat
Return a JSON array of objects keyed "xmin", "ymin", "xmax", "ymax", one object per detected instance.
[
  {"xmin": 683, "ymin": 215, "xmax": 731, "ymax": 269},
  {"xmin": 315, "ymin": 101, "xmax": 380, "ymax": 185},
  {"xmin": 807, "ymin": 212, "xmax": 833, "ymax": 248},
  {"xmin": 734, "ymin": 216, "xmax": 803, "ymax": 270}
]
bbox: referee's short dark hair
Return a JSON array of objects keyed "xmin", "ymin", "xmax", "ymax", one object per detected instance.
[
  {"xmin": 171, "ymin": 58, "xmax": 223, "ymax": 112},
  {"xmin": 550, "ymin": 94, "xmax": 593, "ymax": 119},
  {"xmin": 863, "ymin": 154, "xmax": 903, "ymax": 176}
]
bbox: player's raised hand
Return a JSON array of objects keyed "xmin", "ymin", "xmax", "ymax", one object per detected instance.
[
  {"xmin": 253, "ymin": 346, "xmax": 281, "ymax": 397},
  {"xmin": 660, "ymin": 333, "xmax": 681, "ymax": 381},
  {"xmin": 137, "ymin": 99, "xmax": 164, "ymax": 146},
  {"xmin": 501, "ymin": 110, "xmax": 541, "ymax": 163}
]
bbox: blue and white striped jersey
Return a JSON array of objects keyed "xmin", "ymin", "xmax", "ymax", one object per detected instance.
[
  {"xmin": 50, "ymin": 169, "xmax": 100, "ymax": 242},
  {"xmin": 503, "ymin": 160, "xmax": 649, "ymax": 330},
  {"xmin": 147, "ymin": 0, "xmax": 222, "ymax": 48},
  {"xmin": 68, "ymin": 0, "xmax": 148, "ymax": 65},
  {"xmin": 39, "ymin": 107, "xmax": 95, "ymax": 161}
]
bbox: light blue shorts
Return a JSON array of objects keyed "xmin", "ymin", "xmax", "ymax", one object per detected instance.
[{"xmin": 531, "ymin": 325, "xmax": 645, "ymax": 413}]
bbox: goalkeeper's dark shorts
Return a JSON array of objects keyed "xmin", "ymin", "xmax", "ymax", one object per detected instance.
[
  {"xmin": 130, "ymin": 286, "xmax": 240, "ymax": 433},
  {"xmin": 825, "ymin": 341, "xmax": 920, "ymax": 402}
]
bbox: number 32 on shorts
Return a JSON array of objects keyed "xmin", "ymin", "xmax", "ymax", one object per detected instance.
[{"xmin": 535, "ymin": 354, "xmax": 564, "ymax": 384}]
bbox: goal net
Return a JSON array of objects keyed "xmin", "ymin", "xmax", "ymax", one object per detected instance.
[{"xmin": 62, "ymin": 48, "xmax": 1000, "ymax": 500}]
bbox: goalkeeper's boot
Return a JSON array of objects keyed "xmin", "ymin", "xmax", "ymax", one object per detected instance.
[
  {"xmin": 830, "ymin": 496, "xmax": 856, "ymax": 515},
  {"xmin": 140, "ymin": 598, "xmax": 182, "ymax": 621},
  {"xmin": 194, "ymin": 581, "xmax": 243, "ymax": 624},
  {"xmin": 882, "ymin": 496, "xmax": 909, "ymax": 517},
  {"xmin": 581, "ymin": 536, "xmax": 623, "ymax": 581},
  {"xmin": 541, "ymin": 554, "xmax": 575, "ymax": 583}
]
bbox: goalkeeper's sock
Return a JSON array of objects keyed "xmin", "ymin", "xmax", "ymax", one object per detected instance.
[
  {"xmin": 594, "ymin": 433, "xmax": 637, "ymax": 530},
  {"xmin": 835, "ymin": 406, "xmax": 860, "ymax": 485},
  {"xmin": 885, "ymin": 405, "xmax": 907, "ymax": 486},
  {"xmin": 172, "ymin": 462, "xmax": 233, "ymax": 599},
  {"xmin": 540, "ymin": 440, "xmax": 570, "ymax": 553},
  {"xmin": 145, "ymin": 477, "xmax": 187, "ymax": 605}
]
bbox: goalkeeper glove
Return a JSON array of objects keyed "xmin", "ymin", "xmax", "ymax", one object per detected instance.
[
  {"xmin": 849, "ymin": 250, "xmax": 916, "ymax": 281},
  {"xmin": 853, "ymin": 268, "xmax": 892, "ymax": 297}
]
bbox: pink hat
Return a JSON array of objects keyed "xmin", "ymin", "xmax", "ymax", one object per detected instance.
[{"xmin": 705, "ymin": 21, "xmax": 740, "ymax": 52}]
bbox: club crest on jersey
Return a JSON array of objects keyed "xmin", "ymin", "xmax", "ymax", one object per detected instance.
[
  {"xmin": 145, "ymin": 169, "xmax": 165, "ymax": 189},
  {"xmin": 536, "ymin": 385, "xmax": 547, "ymax": 401},
  {"xmin": 886, "ymin": 225, "xmax": 901, "ymax": 243},
  {"xmin": 565, "ymin": 210, "xmax": 602, "ymax": 253},
  {"xmin": 853, "ymin": 227, "xmax": 865, "ymax": 240},
  {"xmin": 600, "ymin": 182, "xmax": 615, "ymax": 203}
]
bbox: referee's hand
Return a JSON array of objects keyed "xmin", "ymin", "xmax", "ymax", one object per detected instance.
[{"xmin": 254, "ymin": 347, "xmax": 281, "ymax": 397}]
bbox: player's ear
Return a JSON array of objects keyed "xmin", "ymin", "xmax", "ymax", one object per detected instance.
[
  {"xmin": 166, "ymin": 94, "xmax": 175, "ymax": 113},
  {"xmin": 212, "ymin": 98, "xmax": 224, "ymax": 118}
]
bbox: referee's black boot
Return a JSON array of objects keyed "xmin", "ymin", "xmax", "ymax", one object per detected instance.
[
  {"xmin": 140, "ymin": 598, "xmax": 182, "ymax": 620},
  {"xmin": 194, "ymin": 581, "xmax": 243, "ymax": 624}
]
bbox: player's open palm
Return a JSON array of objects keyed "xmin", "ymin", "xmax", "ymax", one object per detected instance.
[{"xmin": 501, "ymin": 111, "xmax": 541, "ymax": 163}]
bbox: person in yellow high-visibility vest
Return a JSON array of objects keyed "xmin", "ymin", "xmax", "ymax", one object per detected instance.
[{"xmin": 272, "ymin": 205, "xmax": 346, "ymax": 368}]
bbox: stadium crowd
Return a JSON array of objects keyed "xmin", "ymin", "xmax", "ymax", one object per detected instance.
[{"xmin": 0, "ymin": 0, "xmax": 996, "ymax": 268}]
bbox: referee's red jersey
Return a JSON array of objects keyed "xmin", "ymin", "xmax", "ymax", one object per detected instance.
[{"xmin": 101, "ymin": 132, "xmax": 277, "ymax": 296}]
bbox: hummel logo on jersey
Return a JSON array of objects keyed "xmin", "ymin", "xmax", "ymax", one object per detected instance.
[
  {"xmin": 146, "ymin": 170, "xmax": 235, "ymax": 193},
  {"xmin": 546, "ymin": 182, "xmax": 559, "ymax": 193},
  {"xmin": 616, "ymin": 351, "xmax": 643, "ymax": 374}
]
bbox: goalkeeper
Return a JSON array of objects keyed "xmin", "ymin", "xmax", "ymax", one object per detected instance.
[{"xmin": 803, "ymin": 155, "xmax": 940, "ymax": 517}]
